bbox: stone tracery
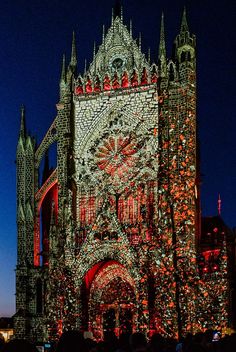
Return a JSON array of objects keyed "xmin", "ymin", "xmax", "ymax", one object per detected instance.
[{"xmin": 15, "ymin": 8, "xmax": 230, "ymax": 343}]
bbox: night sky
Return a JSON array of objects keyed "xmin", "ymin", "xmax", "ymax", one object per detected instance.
[{"xmin": 0, "ymin": 0, "xmax": 235, "ymax": 317}]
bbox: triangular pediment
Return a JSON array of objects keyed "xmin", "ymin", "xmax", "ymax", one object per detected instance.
[
  {"xmin": 88, "ymin": 16, "xmax": 149, "ymax": 77},
  {"xmin": 26, "ymin": 201, "xmax": 33, "ymax": 220},
  {"xmin": 86, "ymin": 196, "xmax": 129, "ymax": 245},
  {"xmin": 25, "ymin": 136, "xmax": 34, "ymax": 152},
  {"xmin": 17, "ymin": 136, "xmax": 25, "ymax": 153},
  {"xmin": 17, "ymin": 202, "xmax": 25, "ymax": 222}
]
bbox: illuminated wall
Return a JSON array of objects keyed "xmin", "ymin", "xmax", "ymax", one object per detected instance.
[{"xmin": 15, "ymin": 9, "xmax": 230, "ymax": 342}]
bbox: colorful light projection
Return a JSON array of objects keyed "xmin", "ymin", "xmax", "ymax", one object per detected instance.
[
  {"xmin": 96, "ymin": 135, "xmax": 137, "ymax": 177},
  {"xmin": 46, "ymin": 80, "xmax": 228, "ymax": 340},
  {"xmin": 74, "ymin": 67, "xmax": 159, "ymax": 95},
  {"xmin": 155, "ymin": 83, "xmax": 229, "ymax": 336},
  {"xmin": 34, "ymin": 174, "xmax": 58, "ymax": 266},
  {"xmin": 88, "ymin": 261, "xmax": 137, "ymax": 339}
]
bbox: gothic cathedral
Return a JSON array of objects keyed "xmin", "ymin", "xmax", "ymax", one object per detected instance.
[{"xmin": 15, "ymin": 7, "xmax": 229, "ymax": 342}]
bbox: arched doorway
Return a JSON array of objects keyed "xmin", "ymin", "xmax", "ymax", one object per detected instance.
[{"xmin": 82, "ymin": 260, "xmax": 137, "ymax": 340}]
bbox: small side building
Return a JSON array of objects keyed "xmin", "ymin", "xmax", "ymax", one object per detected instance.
[
  {"xmin": 199, "ymin": 216, "xmax": 236, "ymax": 330},
  {"xmin": 0, "ymin": 317, "xmax": 14, "ymax": 342}
]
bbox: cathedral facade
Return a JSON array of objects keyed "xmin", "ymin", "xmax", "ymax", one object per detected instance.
[{"xmin": 15, "ymin": 8, "xmax": 229, "ymax": 342}]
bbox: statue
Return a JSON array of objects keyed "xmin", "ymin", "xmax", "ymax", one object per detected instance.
[
  {"xmin": 122, "ymin": 71, "xmax": 129, "ymax": 88},
  {"xmin": 75, "ymin": 78, "xmax": 83, "ymax": 94},
  {"xmin": 85, "ymin": 76, "xmax": 93, "ymax": 93},
  {"xmin": 94, "ymin": 76, "xmax": 101, "ymax": 92},
  {"xmin": 103, "ymin": 74, "xmax": 111, "ymax": 90},
  {"xmin": 151, "ymin": 67, "xmax": 158, "ymax": 83},
  {"xmin": 112, "ymin": 72, "xmax": 120, "ymax": 89},
  {"xmin": 131, "ymin": 70, "xmax": 138, "ymax": 87},
  {"xmin": 141, "ymin": 67, "xmax": 148, "ymax": 85}
]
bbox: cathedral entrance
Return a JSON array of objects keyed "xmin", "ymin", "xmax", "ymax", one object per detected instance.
[
  {"xmin": 82, "ymin": 261, "xmax": 137, "ymax": 340},
  {"xmin": 102, "ymin": 304, "xmax": 134, "ymax": 336}
]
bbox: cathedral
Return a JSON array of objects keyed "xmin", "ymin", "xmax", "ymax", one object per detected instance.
[{"xmin": 15, "ymin": 6, "xmax": 230, "ymax": 343}]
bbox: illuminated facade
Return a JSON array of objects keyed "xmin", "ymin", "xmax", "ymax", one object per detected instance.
[{"xmin": 15, "ymin": 8, "xmax": 230, "ymax": 342}]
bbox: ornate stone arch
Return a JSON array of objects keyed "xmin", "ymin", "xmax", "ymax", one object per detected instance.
[
  {"xmin": 34, "ymin": 170, "xmax": 58, "ymax": 266},
  {"xmin": 89, "ymin": 262, "xmax": 138, "ymax": 302},
  {"xmin": 73, "ymin": 241, "xmax": 141, "ymax": 331},
  {"xmin": 74, "ymin": 242, "xmax": 140, "ymax": 287},
  {"xmin": 88, "ymin": 261, "xmax": 139, "ymax": 337}
]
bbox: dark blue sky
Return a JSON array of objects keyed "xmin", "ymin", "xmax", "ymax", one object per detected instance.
[{"xmin": 0, "ymin": 0, "xmax": 235, "ymax": 316}]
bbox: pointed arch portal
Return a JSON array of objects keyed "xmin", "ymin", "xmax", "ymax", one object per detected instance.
[{"xmin": 81, "ymin": 260, "xmax": 138, "ymax": 340}]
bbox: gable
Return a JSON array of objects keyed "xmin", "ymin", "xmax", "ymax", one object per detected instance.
[{"xmin": 88, "ymin": 16, "xmax": 149, "ymax": 78}]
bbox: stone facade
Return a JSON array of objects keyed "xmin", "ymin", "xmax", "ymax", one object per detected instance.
[{"xmin": 15, "ymin": 8, "xmax": 229, "ymax": 342}]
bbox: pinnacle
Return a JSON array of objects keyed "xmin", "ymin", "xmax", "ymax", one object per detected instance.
[
  {"xmin": 180, "ymin": 7, "xmax": 189, "ymax": 33},
  {"xmin": 20, "ymin": 105, "xmax": 26, "ymax": 138},
  {"xmin": 60, "ymin": 54, "xmax": 66, "ymax": 82},
  {"xmin": 158, "ymin": 12, "xmax": 166, "ymax": 60},
  {"xmin": 139, "ymin": 32, "xmax": 142, "ymax": 51},
  {"xmin": 70, "ymin": 31, "xmax": 77, "ymax": 68}
]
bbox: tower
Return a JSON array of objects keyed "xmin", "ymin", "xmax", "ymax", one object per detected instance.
[{"xmin": 15, "ymin": 7, "xmax": 229, "ymax": 342}]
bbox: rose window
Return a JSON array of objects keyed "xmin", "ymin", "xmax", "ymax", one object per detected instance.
[{"xmin": 95, "ymin": 135, "xmax": 137, "ymax": 177}]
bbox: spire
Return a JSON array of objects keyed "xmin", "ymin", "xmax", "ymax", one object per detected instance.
[
  {"xmin": 129, "ymin": 19, "xmax": 133, "ymax": 37},
  {"xmin": 111, "ymin": 8, "xmax": 114, "ymax": 26},
  {"xmin": 158, "ymin": 12, "xmax": 167, "ymax": 77},
  {"xmin": 175, "ymin": 7, "xmax": 195, "ymax": 63},
  {"xmin": 148, "ymin": 48, "xmax": 151, "ymax": 64},
  {"xmin": 218, "ymin": 194, "xmax": 222, "ymax": 216},
  {"xmin": 120, "ymin": 6, "xmax": 123, "ymax": 22},
  {"xmin": 139, "ymin": 32, "xmax": 142, "ymax": 51},
  {"xmin": 180, "ymin": 7, "xmax": 189, "ymax": 33},
  {"xmin": 158, "ymin": 12, "xmax": 166, "ymax": 61},
  {"xmin": 93, "ymin": 41, "xmax": 96, "ymax": 73},
  {"xmin": 59, "ymin": 54, "xmax": 66, "ymax": 102},
  {"xmin": 84, "ymin": 59, "xmax": 87, "ymax": 76},
  {"xmin": 102, "ymin": 25, "xmax": 105, "ymax": 46},
  {"xmin": 20, "ymin": 105, "xmax": 26, "ymax": 139},
  {"xmin": 69, "ymin": 31, "xmax": 77, "ymax": 69},
  {"xmin": 93, "ymin": 41, "xmax": 96, "ymax": 61},
  {"xmin": 60, "ymin": 54, "xmax": 66, "ymax": 82}
]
